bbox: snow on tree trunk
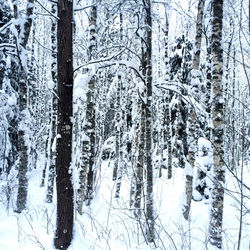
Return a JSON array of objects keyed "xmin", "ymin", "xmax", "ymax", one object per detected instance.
[
  {"xmin": 204, "ymin": 3, "xmax": 213, "ymax": 141},
  {"xmin": 184, "ymin": 0, "xmax": 206, "ymax": 220},
  {"xmin": 134, "ymin": 102, "xmax": 145, "ymax": 216},
  {"xmin": 209, "ymin": 0, "xmax": 225, "ymax": 248},
  {"xmin": 74, "ymin": 74, "xmax": 89, "ymax": 215},
  {"xmin": 192, "ymin": 137, "xmax": 213, "ymax": 202},
  {"xmin": 46, "ymin": 3, "xmax": 57, "ymax": 203},
  {"xmin": 54, "ymin": 0, "xmax": 74, "ymax": 248},
  {"xmin": 0, "ymin": 1, "xmax": 18, "ymax": 177},
  {"xmin": 163, "ymin": 9, "xmax": 172, "ymax": 179},
  {"xmin": 115, "ymin": 74, "xmax": 124, "ymax": 198},
  {"xmin": 15, "ymin": 0, "xmax": 34, "ymax": 213},
  {"xmin": 231, "ymin": 49, "xmax": 236, "ymax": 171},
  {"xmin": 85, "ymin": 3, "xmax": 97, "ymax": 204},
  {"xmin": 144, "ymin": 0, "xmax": 154, "ymax": 243},
  {"xmin": 193, "ymin": 0, "xmax": 206, "ymax": 70},
  {"xmin": 113, "ymin": 75, "xmax": 121, "ymax": 182}
]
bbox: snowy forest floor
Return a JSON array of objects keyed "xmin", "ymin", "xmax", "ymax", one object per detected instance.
[{"xmin": 0, "ymin": 154, "xmax": 249, "ymax": 250}]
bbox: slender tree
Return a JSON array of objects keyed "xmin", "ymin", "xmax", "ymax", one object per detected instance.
[
  {"xmin": 209, "ymin": 0, "xmax": 225, "ymax": 248},
  {"xmin": 184, "ymin": 0, "xmax": 205, "ymax": 220},
  {"xmin": 144, "ymin": 0, "xmax": 154, "ymax": 243},
  {"xmin": 14, "ymin": 0, "xmax": 35, "ymax": 213},
  {"xmin": 0, "ymin": 1, "xmax": 18, "ymax": 177},
  {"xmin": 54, "ymin": 0, "xmax": 74, "ymax": 248},
  {"xmin": 85, "ymin": 3, "xmax": 97, "ymax": 204},
  {"xmin": 46, "ymin": 2, "xmax": 57, "ymax": 203}
]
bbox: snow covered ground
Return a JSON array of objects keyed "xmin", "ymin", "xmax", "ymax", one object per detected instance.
[{"xmin": 0, "ymin": 156, "xmax": 249, "ymax": 250}]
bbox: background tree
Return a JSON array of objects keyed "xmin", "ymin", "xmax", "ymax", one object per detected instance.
[
  {"xmin": 209, "ymin": 0, "xmax": 225, "ymax": 248},
  {"xmin": 13, "ymin": 0, "xmax": 35, "ymax": 213}
]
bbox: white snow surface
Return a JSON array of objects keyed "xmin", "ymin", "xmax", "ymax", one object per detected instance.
[
  {"xmin": 0, "ymin": 153, "xmax": 249, "ymax": 250},
  {"xmin": 73, "ymin": 73, "xmax": 89, "ymax": 102}
]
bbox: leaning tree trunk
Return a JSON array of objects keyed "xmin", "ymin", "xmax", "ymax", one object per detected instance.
[
  {"xmin": 54, "ymin": 0, "xmax": 74, "ymax": 249},
  {"xmin": 209, "ymin": 0, "xmax": 225, "ymax": 248},
  {"xmin": 184, "ymin": 0, "xmax": 205, "ymax": 220},
  {"xmin": 15, "ymin": 0, "xmax": 34, "ymax": 213}
]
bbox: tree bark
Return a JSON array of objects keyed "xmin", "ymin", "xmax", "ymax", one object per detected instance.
[
  {"xmin": 54, "ymin": 0, "xmax": 74, "ymax": 249},
  {"xmin": 46, "ymin": 3, "xmax": 57, "ymax": 203},
  {"xmin": 85, "ymin": 3, "xmax": 97, "ymax": 204},
  {"xmin": 15, "ymin": 0, "xmax": 34, "ymax": 213},
  {"xmin": 209, "ymin": 0, "xmax": 225, "ymax": 248},
  {"xmin": 184, "ymin": 0, "xmax": 205, "ymax": 220},
  {"xmin": 144, "ymin": 0, "xmax": 154, "ymax": 243},
  {"xmin": 0, "ymin": 1, "xmax": 18, "ymax": 176},
  {"xmin": 193, "ymin": 0, "xmax": 206, "ymax": 70},
  {"xmin": 134, "ymin": 103, "xmax": 145, "ymax": 216}
]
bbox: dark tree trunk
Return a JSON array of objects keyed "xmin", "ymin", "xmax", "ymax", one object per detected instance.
[
  {"xmin": 209, "ymin": 0, "xmax": 225, "ymax": 248},
  {"xmin": 54, "ymin": 0, "xmax": 74, "ymax": 249},
  {"xmin": 144, "ymin": 0, "xmax": 154, "ymax": 243}
]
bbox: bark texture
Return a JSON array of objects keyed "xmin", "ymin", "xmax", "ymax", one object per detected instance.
[
  {"xmin": 54, "ymin": 1, "xmax": 74, "ymax": 249},
  {"xmin": 193, "ymin": 0, "xmax": 205, "ymax": 70},
  {"xmin": 144, "ymin": 0, "xmax": 154, "ymax": 243},
  {"xmin": 184, "ymin": 0, "xmax": 205, "ymax": 220},
  {"xmin": 209, "ymin": 0, "xmax": 225, "ymax": 248},
  {"xmin": 85, "ymin": 4, "xmax": 97, "ymax": 204},
  {"xmin": 134, "ymin": 103, "xmax": 145, "ymax": 216},
  {"xmin": 0, "ymin": 1, "xmax": 18, "ymax": 176},
  {"xmin": 46, "ymin": 3, "xmax": 57, "ymax": 203},
  {"xmin": 15, "ymin": 0, "xmax": 34, "ymax": 213}
]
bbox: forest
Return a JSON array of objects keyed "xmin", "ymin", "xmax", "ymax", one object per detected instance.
[{"xmin": 0, "ymin": 0, "xmax": 249, "ymax": 249}]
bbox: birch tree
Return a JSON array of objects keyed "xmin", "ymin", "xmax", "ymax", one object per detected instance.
[
  {"xmin": 183, "ymin": 0, "xmax": 205, "ymax": 220},
  {"xmin": 14, "ymin": 0, "xmax": 35, "ymax": 213},
  {"xmin": 0, "ymin": 1, "xmax": 18, "ymax": 178},
  {"xmin": 85, "ymin": 3, "xmax": 97, "ymax": 204},
  {"xmin": 46, "ymin": 2, "xmax": 57, "ymax": 203},
  {"xmin": 209, "ymin": 0, "xmax": 225, "ymax": 248},
  {"xmin": 144, "ymin": 0, "xmax": 154, "ymax": 243}
]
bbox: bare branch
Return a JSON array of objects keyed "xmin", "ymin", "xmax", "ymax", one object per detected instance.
[{"xmin": 35, "ymin": 0, "xmax": 59, "ymax": 20}]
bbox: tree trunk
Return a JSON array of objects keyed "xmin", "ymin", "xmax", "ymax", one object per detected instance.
[
  {"xmin": 144, "ymin": 0, "xmax": 154, "ymax": 243},
  {"xmin": 113, "ymin": 75, "xmax": 121, "ymax": 181},
  {"xmin": 115, "ymin": 75, "xmax": 124, "ymax": 198},
  {"xmin": 85, "ymin": 3, "xmax": 97, "ymax": 204},
  {"xmin": 205, "ymin": 4, "xmax": 213, "ymax": 141},
  {"xmin": 0, "ymin": 2, "xmax": 18, "ymax": 176},
  {"xmin": 163, "ymin": 8, "xmax": 172, "ymax": 180},
  {"xmin": 231, "ymin": 49, "xmax": 236, "ymax": 170},
  {"xmin": 193, "ymin": 0, "xmax": 206, "ymax": 70},
  {"xmin": 46, "ymin": 3, "xmax": 57, "ymax": 203},
  {"xmin": 209, "ymin": 0, "xmax": 225, "ymax": 248},
  {"xmin": 184, "ymin": 0, "xmax": 205, "ymax": 220},
  {"xmin": 15, "ymin": 0, "xmax": 34, "ymax": 213},
  {"xmin": 134, "ymin": 103, "xmax": 145, "ymax": 216},
  {"xmin": 54, "ymin": 0, "xmax": 74, "ymax": 249}
]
